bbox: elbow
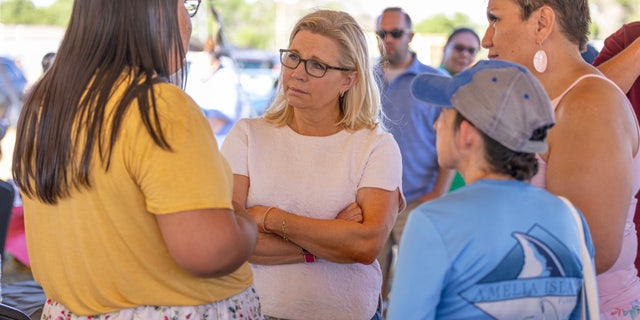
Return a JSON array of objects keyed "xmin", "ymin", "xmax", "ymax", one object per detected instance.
[
  {"xmin": 177, "ymin": 243, "xmax": 255, "ymax": 278},
  {"xmin": 355, "ymin": 254, "xmax": 378, "ymax": 265},
  {"xmin": 595, "ymin": 258, "xmax": 616, "ymax": 275},
  {"xmin": 594, "ymin": 234, "xmax": 624, "ymax": 275},
  {"xmin": 595, "ymin": 252, "xmax": 620, "ymax": 275},
  {"xmin": 173, "ymin": 235, "xmax": 257, "ymax": 278},
  {"xmin": 181, "ymin": 259, "xmax": 248, "ymax": 278},
  {"xmin": 351, "ymin": 242, "xmax": 382, "ymax": 265}
]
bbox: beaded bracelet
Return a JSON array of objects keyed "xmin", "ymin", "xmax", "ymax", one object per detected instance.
[
  {"xmin": 281, "ymin": 212, "xmax": 289, "ymax": 242},
  {"xmin": 261, "ymin": 207, "xmax": 275, "ymax": 234}
]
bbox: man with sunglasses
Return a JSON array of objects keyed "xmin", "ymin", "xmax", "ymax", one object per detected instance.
[{"xmin": 373, "ymin": 7, "xmax": 455, "ymax": 312}]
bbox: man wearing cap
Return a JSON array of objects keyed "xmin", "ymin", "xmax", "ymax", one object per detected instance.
[
  {"xmin": 373, "ymin": 7, "xmax": 455, "ymax": 307},
  {"xmin": 387, "ymin": 60, "xmax": 596, "ymax": 319}
]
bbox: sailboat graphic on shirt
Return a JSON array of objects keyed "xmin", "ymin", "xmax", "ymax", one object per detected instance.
[{"xmin": 460, "ymin": 226, "xmax": 583, "ymax": 319}]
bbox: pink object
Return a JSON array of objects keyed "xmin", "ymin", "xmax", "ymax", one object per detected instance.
[{"xmin": 5, "ymin": 206, "xmax": 30, "ymax": 267}]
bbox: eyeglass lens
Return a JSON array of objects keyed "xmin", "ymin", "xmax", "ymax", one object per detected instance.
[
  {"xmin": 453, "ymin": 44, "xmax": 478, "ymax": 55},
  {"xmin": 184, "ymin": 0, "xmax": 200, "ymax": 17},
  {"xmin": 376, "ymin": 29, "xmax": 405, "ymax": 39},
  {"xmin": 280, "ymin": 50, "xmax": 327, "ymax": 78}
]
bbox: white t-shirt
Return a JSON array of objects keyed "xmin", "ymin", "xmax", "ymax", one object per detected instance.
[{"xmin": 221, "ymin": 118, "xmax": 403, "ymax": 320}]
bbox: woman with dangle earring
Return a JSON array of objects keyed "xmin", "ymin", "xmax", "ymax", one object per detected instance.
[{"xmin": 482, "ymin": 0, "xmax": 640, "ymax": 318}]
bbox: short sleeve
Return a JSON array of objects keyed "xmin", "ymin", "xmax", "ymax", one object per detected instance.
[
  {"xmin": 220, "ymin": 118, "xmax": 250, "ymax": 176},
  {"xmin": 125, "ymin": 84, "xmax": 234, "ymax": 214},
  {"xmin": 358, "ymin": 132, "xmax": 405, "ymax": 208}
]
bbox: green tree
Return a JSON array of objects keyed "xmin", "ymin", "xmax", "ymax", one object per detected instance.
[
  {"xmin": 207, "ymin": 0, "xmax": 277, "ymax": 49},
  {"xmin": 414, "ymin": 12, "xmax": 480, "ymax": 37},
  {"xmin": 40, "ymin": 0, "xmax": 72, "ymax": 26},
  {"xmin": 206, "ymin": 0, "xmax": 341, "ymax": 50},
  {"xmin": 0, "ymin": 0, "xmax": 40, "ymax": 24},
  {"xmin": 0, "ymin": 0, "xmax": 71, "ymax": 26}
]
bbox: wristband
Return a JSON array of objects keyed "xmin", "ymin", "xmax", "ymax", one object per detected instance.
[{"xmin": 302, "ymin": 248, "xmax": 316, "ymax": 263}]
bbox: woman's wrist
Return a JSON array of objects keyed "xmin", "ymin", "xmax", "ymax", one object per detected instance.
[{"xmin": 261, "ymin": 207, "xmax": 275, "ymax": 233}]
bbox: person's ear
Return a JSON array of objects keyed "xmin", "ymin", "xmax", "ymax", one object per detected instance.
[
  {"xmin": 535, "ymin": 6, "xmax": 555, "ymax": 43},
  {"xmin": 457, "ymin": 120, "xmax": 480, "ymax": 152},
  {"xmin": 341, "ymin": 70, "xmax": 358, "ymax": 93}
]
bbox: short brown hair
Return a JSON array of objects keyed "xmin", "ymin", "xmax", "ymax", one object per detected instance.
[{"xmin": 514, "ymin": 0, "xmax": 590, "ymax": 51}]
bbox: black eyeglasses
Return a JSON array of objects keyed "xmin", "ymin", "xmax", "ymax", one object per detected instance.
[
  {"xmin": 184, "ymin": 0, "xmax": 201, "ymax": 18},
  {"xmin": 279, "ymin": 49, "xmax": 352, "ymax": 78},
  {"xmin": 452, "ymin": 44, "xmax": 478, "ymax": 55},
  {"xmin": 376, "ymin": 29, "xmax": 408, "ymax": 39}
]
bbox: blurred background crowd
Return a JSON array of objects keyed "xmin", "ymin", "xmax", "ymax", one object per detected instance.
[{"xmin": 0, "ymin": 0, "xmax": 638, "ymax": 213}]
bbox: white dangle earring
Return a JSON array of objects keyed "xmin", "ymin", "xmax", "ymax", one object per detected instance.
[{"xmin": 533, "ymin": 42, "xmax": 548, "ymax": 73}]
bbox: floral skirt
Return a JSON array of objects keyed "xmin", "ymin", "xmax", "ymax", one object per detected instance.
[{"xmin": 41, "ymin": 285, "xmax": 263, "ymax": 320}]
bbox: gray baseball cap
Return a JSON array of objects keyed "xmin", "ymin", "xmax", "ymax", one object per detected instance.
[{"xmin": 411, "ymin": 59, "xmax": 554, "ymax": 153}]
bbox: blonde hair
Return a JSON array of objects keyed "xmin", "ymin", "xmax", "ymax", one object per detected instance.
[{"xmin": 264, "ymin": 9, "xmax": 381, "ymax": 131}]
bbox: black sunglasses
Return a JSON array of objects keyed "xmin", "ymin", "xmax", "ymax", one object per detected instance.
[
  {"xmin": 452, "ymin": 44, "xmax": 478, "ymax": 55},
  {"xmin": 376, "ymin": 29, "xmax": 408, "ymax": 39}
]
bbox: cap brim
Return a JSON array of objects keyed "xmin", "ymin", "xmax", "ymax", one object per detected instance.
[{"xmin": 411, "ymin": 72, "xmax": 454, "ymax": 107}]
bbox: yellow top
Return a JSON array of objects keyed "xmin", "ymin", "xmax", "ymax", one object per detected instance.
[{"xmin": 23, "ymin": 75, "xmax": 252, "ymax": 315}]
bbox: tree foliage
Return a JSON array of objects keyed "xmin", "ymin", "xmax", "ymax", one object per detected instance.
[
  {"xmin": 0, "ymin": 0, "xmax": 40, "ymax": 24},
  {"xmin": 0, "ymin": 0, "xmax": 71, "ymax": 26},
  {"xmin": 2, "ymin": 0, "xmax": 640, "ymax": 47},
  {"xmin": 415, "ymin": 13, "xmax": 479, "ymax": 35},
  {"xmin": 42, "ymin": 0, "xmax": 72, "ymax": 26},
  {"xmin": 208, "ymin": 0, "xmax": 277, "ymax": 49}
]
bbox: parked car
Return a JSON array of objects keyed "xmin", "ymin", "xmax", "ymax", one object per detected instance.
[{"xmin": 230, "ymin": 49, "xmax": 280, "ymax": 116}]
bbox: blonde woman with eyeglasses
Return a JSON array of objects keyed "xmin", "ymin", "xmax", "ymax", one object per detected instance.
[{"xmin": 221, "ymin": 9, "xmax": 404, "ymax": 320}]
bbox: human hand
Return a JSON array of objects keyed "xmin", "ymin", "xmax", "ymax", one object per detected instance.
[{"xmin": 336, "ymin": 202, "xmax": 363, "ymax": 223}]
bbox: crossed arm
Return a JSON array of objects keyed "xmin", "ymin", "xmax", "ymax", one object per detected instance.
[{"xmin": 232, "ymin": 174, "xmax": 402, "ymax": 265}]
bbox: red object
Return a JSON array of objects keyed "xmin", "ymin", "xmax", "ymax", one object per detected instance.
[
  {"xmin": 303, "ymin": 252, "xmax": 315, "ymax": 263},
  {"xmin": 5, "ymin": 206, "xmax": 29, "ymax": 267}
]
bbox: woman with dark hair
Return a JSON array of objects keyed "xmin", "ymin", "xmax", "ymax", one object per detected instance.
[
  {"xmin": 482, "ymin": 0, "xmax": 640, "ymax": 317},
  {"xmin": 12, "ymin": 0, "xmax": 261, "ymax": 318},
  {"xmin": 439, "ymin": 27, "xmax": 480, "ymax": 76},
  {"xmin": 388, "ymin": 60, "xmax": 595, "ymax": 319},
  {"xmin": 439, "ymin": 28, "xmax": 481, "ymax": 191}
]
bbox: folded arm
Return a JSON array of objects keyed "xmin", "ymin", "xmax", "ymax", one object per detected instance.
[
  {"xmin": 233, "ymin": 173, "xmax": 400, "ymax": 265},
  {"xmin": 259, "ymin": 186, "xmax": 400, "ymax": 265}
]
